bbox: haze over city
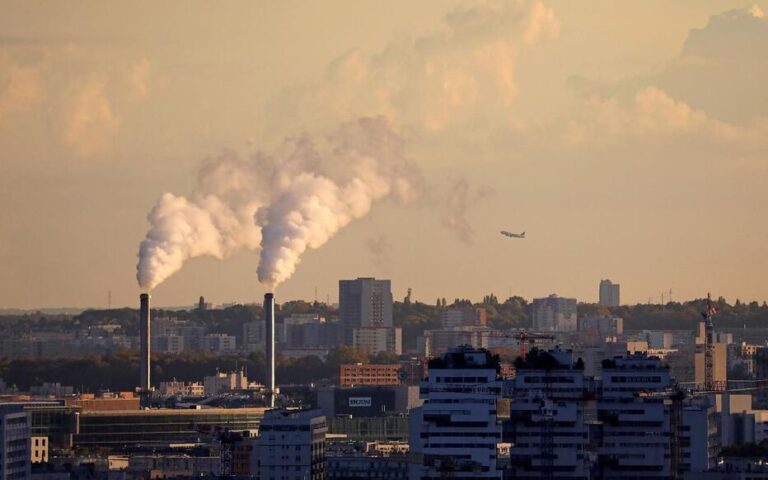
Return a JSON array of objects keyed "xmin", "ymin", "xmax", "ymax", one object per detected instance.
[{"xmin": 1, "ymin": 1, "xmax": 767, "ymax": 309}]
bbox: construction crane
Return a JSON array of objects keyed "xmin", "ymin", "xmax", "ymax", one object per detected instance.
[{"xmin": 702, "ymin": 293, "xmax": 721, "ymax": 392}]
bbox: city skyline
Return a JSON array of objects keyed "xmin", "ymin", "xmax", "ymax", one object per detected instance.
[{"xmin": 2, "ymin": 0, "xmax": 767, "ymax": 309}]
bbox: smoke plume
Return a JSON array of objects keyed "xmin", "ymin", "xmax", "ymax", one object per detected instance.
[
  {"xmin": 442, "ymin": 179, "xmax": 495, "ymax": 245},
  {"xmin": 137, "ymin": 117, "xmax": 420, "ymax": 291}
]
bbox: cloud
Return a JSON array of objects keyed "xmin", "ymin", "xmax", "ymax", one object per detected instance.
[
  {"xmin": 561, "ymin": 86, "xmax": 768, "ymax": 150},
  {"xmin": 62, "ymin": 80, "xmax": 121, "ymax": 158},
  {"xmin": 442, "ymin": 178, "xmax": 495, "ymax": 245},
  {"xmin": 127, "ymin": 58, "xmax": 151, "ymax": 99},
  {"xmin": 656, "ymin": 4, "xmax": 768, "ymax": 123},
  {"xmin": 273, "ymin": 0, "xmax": 559, "ymax": 135},
  {"xmin": 0, "ymin": 52, "xmax": 43, "ymax": 123}
]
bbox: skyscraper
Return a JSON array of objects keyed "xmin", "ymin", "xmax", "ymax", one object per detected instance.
[
  {"xmin": 339, "ymin": 278, "xmax": 393, "ymax": 344},
  {"xmin": 599, "ymin": 279, "xmax": 621, "ymax": 307}
]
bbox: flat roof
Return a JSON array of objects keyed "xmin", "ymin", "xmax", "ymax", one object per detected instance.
[{"xmin": 80, "ymin": 407, "xmax": 268, "ymax": 416}]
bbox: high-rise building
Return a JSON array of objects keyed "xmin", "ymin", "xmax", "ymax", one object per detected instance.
[
  {"xmin": 0, "ymin": 404, "xmax": 31, "ymax": 480},
  {"xmin": 532, "ymin": 295, "xmax": 577, "ymax": 332},
  {"xmin": 439, "ymin": 306, "xmax": 487, "ymax": 329},
  {"xmin": 251, "ymin": 409, "xmax": 327, "ymax": 480},
  {"xmin": 506, "ymin": 348, "xmax": 590, "ymax": 480},
  {"xmin": 410, "ymin": 346, "xmax": 503, "ymax": 479},
  {"xmin": 339, "ymin": 278, "xmax": 393, "ymax": 344},
  {"xmin": 599, "ymin": 279, "xmax": 620, "ymax": 307},
  {"xmin": 598, "ymin": 353, "xmax": 673, "ymax": 479}
]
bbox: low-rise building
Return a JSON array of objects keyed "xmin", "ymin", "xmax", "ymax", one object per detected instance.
[{"xmin": 340, "ymin": 364, "xmax": 401, "ymax": 387}]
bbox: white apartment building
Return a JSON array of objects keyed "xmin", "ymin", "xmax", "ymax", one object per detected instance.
[
  {"xmin": 251, "ymin": 409, "xmax": 327, "ymax": 480},
  {"xmin": 410, "ymin": 346, "xmax": 504, "ymax": 479},
  {"xmin": 158, "ymin": 380, "xmax": 205, "ymax": 397},
  {"xmin": 0, "ymin": 404, "xmax": 31, "ymax": 480},
  {"xmin": 532, "ymin": 295, "xmax": 577, "ymax": 332},
  {"xmin": 203, "ymin": 370, "xmax": 249, "ymax": 396},
  {"xmin": 352, "ymin": 327, "xmax": 402, "ymax": 355},
  {"xmin": 598, "ymin": 353, "xmax": 673, "ymax": 480},
  {"xmin": 203, "ymin": 333, "xmax": 237, "ymax": 353},
  {"xmin": 507, "ymin": 348, "xmax": 590, "ymax": 479}
]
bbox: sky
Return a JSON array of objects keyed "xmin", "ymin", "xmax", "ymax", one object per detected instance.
[{"xmin": 1, "ymin": 0, "xmax": 767, "ymax": 309}]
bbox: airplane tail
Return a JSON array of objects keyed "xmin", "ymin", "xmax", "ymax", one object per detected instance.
[{"xmin": 521, "ymin": 232, "xmax": 525, "ymax": 237}]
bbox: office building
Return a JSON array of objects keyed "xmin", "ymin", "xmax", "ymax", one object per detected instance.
[
  {"xmin": 251, "ymin": 409, "xmax": 327, "ymax": 480},
  {"xmin": 599, "ymin": 279, "xmax": 621, "ymax": 307},
  {"xmin": 0, "ymin": 404, "xmax": 31, "ymax": 480},
  {"xmin": 339, "ymin": 278, "xmax": 393, "ymax": 344},
  {"xmin": 410, "ymin": 346, "xmax": 503, "ymax": 479},
  {"xmin": 352, "ymin": 327, "xmax": 401, "ymax": 355},
  {"xmin": 340, "ymin": 364, "xmax": 402, "ymax": 387},
  {"xmin": 317, "ymin": 385, "xmax": 421, "ymax": 419},
  {"xmin": 507, "ymin": 348, "xmax": 590, "ymax": 479},
  {"xmin": 532, "ymin": 295, "xmax": 577, "ymax": 332}
]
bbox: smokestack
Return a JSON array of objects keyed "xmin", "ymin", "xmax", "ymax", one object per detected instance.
[
  {"xmin": 264, "ymin": 293, "xmax": 275, "ymax": 408},
  {"xmin": 139, "ymin": 293, "xmax": 151, "ymax": 408}
]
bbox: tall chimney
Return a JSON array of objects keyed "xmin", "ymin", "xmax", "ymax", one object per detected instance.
[
  {"xmin": 139, "ymin": 293, "xmax": 151, "ymax": 408},
  {"xmin": 264, "ymin": 292, "xmax": 275, "ymax": 408}
]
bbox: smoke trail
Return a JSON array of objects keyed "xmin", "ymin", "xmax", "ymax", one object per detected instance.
[
  {"xmin": 256, "ymin": 117, "xmax": 420, "ymax": 289},
  {"xmin": 136, "ymin": 117, "xmax": 421, "ymax": 291}
]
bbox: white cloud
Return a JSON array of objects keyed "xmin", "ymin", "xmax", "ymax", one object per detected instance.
[
  {"xmin": 63, "ymin": 80, "xmax": 121, "ymax": 158},
  {"xmin": 274, "ymin": 0, "xmax": 559, "ymax": 135}
]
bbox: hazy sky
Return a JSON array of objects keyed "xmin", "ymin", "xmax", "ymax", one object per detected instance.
[{"xmin": 1, "ymin": 1, "xmax": 766, "ymax": 308}]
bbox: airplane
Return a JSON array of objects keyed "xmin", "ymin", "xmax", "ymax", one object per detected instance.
[{"xmin": 501, "ymin": 230, "xmax": 525, "ymax": 239}]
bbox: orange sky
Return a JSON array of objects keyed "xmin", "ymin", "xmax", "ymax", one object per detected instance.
[{"xmin": 1, "ymin": 1, "xmax": 766, "ymax": 308}]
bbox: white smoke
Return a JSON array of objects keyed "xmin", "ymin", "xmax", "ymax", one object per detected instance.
[
  {"xmin": 255, "ymin": 117, "xmax": 420, "ymax": 289},
  {"xmin": 137, "ymin": 117, "xmax": 420, "ymax": 291},
  {"xmin": 136, "ymin": 153, "xmax": 267, "ymax": 290}
]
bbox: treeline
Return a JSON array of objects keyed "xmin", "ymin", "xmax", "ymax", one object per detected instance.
[{"xmin": 0, "ymin": 345, "xmax": 400, "ymax": 393}]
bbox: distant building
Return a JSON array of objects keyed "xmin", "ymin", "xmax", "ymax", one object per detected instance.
[
  {"xmin": 339, "ymin": 278, "xmax": 393, "ymax": 344},
  {"xmin": 158, "ymin": 380, "xmax": 205, "ymax": 397},
  {"xmin": 532, "ymin": 295, "xmax": 577, "ymax": 332},
  {"xmin": 251, "ymin": 409, "xmax": 327, "ymax": 480},
  {"xmin": 439, "ymin": 306, "xmax": 487, "ymax": 329},
  {"xmin": 0, "ymin": 404, "xmax": 32, "ymax": 480},
  {"xmin": 203, "ymin": 370, "xmax": 249, "ymax": 395},
  {"xmin": 340, "ymin": 364, "xmax": 402, "ymax": 387},
  {"xmin": 203, "ymin": 333, "xmax": 237, "ymax": 353},
  {"xmin": 30, "ymin": 436, "xmax": 48, "ymax": 464},
  {"xmin": 578, "ymin": 315, "xmax": 623, "ymax": 337},
  {"xmin": 317, "ymin": 385, "xmax": 421, "ymax": 419},
  {"xmin": 410, "ymin": 346, "xmax": 503, "ymax": 479},
  {"xmin": 352, "ymin": 327, "xmax": 402, "ymax": 355},
  {"xmin": 695, "ymin": 322, "xmax": 728, "ymax": 390},
  {"xmin": 599, "ymin": 279, "xmax": 620, "ymax": 307}
]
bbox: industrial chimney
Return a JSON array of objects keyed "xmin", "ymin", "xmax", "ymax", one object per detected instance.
[
  {"xmin": 264, "ymin": 292, "xmax": 276, "ymax": 408},
  {"xmin": 139, "ymin": 293, "xmax": 151, "ymax": 408}
]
